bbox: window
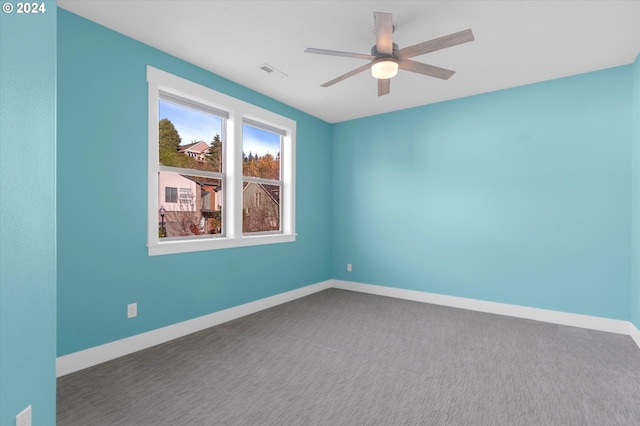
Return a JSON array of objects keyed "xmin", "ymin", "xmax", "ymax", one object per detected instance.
[
  {"xmin": 147, "ymin": 66, "xmax": 295, "ymax": 255},
  {"xmin": 179, "ymin": 188, "xmax": 192, "ymax": 202},
  {"xmin": 165, "ymin": 187, "xmax": 178, "ymax": 203},
  {"xmin": 242, "ymin": 121, "xmax": 283, "ymax": 234}
]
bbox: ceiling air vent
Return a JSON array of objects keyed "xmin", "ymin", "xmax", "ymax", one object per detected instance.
[{"xmin": 258, "ymin": 63, "xmax": 287, "ymax": 78}]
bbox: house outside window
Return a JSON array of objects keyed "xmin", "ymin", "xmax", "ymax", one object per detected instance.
[{"xmin": 147, "ymin": 66, "xmax": 296, "ymax": 255}]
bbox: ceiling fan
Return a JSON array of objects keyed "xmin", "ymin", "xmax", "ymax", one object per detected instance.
[{"xmin": 305, "ymin": 12, "xmax": 474, "ymax": 96}]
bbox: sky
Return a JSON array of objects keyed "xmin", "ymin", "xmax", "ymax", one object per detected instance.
[
  {"xmin": 242, "ymin": 124, "xmax": 280, "ymax": 158},
  {"xmin": 159, "ymin": 100, "xmax": 280, "ymax": 157}
]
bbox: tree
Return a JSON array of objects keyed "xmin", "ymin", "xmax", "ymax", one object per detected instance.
[
  {"xmin": 256, "ymin": 153, "xmax": 279, "ymax": 180},
  {"xmin": 207, "ymin": 134, "xmax": 222, "ymax": 173},
  {"xmin": 242, "ymin": 151, "xmax": 280, "ymax": 179},
  {"xmin": 159, "ymin": 118, "xmax": 182, "ymax": 167},
  {"xmin": 159, "ymin": 118, "xmax": 181, "ymax": 153}
]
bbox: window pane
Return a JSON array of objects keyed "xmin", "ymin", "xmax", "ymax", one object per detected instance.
[
  {"xmin": 159, "ymin": 100, "xmax": 223, "ymax": 173},
  {"xmin": 242, "ymin": 124, "xmax": 281, "ymax": 179},
  {"xmin": 243, "ymin": 182, "xmax": 280, "ymax": 233},
  {"xmin": 159, "ymin": 171, "xmax": 223, "ymax": 238}
]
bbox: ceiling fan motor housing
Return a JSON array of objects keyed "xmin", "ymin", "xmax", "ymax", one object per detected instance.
[{"xmin": 371, "ymin": 43, "xmax": 400, "ymax": 61}]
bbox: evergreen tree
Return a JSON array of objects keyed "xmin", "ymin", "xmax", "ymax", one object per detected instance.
[
  {"xmin": 159, "ymin": 118, "xmax": 181, "ymax": 153},
  {"xmin": 207, "ymin": 134, "xmax": 223, "ymax": 173},
  {"xmin": 159, "ymin": 118, "xmax": 182, "ymax": 167}
]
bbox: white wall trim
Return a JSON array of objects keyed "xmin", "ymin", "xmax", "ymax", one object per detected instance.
[
  {"xmin": 331, "ymin": 280, "xmax": 633, "ymax": 336},
  {"xmin": 630, "ymin": 322, "xmax": 640, "ymax": 348},
  {"xmin": 56, "ymin": 280, "xmax": 331, "ymax": 377},
  {"xmin": 58, "ymin": 278, "xmax": 640, "ymax": 377}
]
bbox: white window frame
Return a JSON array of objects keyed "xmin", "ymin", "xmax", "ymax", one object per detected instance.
[{"xmin": 147, "ymin": 66, "xmax": 295, "ymax": 256}]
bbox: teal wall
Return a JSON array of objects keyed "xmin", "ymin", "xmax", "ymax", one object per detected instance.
[
  {"xmin": 332, "ymin": 67, "xmax": 633, "ymax": 320},
  {"xmin": 632, "ymin": 53, "xmax": 640, "ymax": 328},
  {"xmin": 0, "ymin": 2, "xmax": 57, "ymax": 425},
  {"xmin": 57, "ymin": 9, "xmax": 332, "ymax": 356}
]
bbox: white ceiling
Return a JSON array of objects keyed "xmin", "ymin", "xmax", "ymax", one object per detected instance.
[{"xmin": 57, "ymin": 1, "xmax": 640, "ymax": 124}]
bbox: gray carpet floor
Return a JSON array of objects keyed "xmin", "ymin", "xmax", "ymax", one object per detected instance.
[{"xmin": 57, "ymin": 288, "xmax": 640, "ymax": 425}]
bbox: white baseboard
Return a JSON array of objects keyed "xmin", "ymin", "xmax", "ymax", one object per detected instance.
[
  {"xmin": 58, "ymin": 278, "xmax": 640, "ymax": 377},
  {"xmin": 331, "ymin": 280, "xmax": 633, "ymax": 336},
  {"xmin": 56, "ymin": 280, "xmax": 331, "ymax": 377}
]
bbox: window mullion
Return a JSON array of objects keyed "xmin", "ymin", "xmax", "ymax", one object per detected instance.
[
  {"xmin": 228, "ymin": 114, "xmax": 244, "ymax": 239},
  {"xmin": 159, "ymin": 165, "xmax": 224, "ymax": 180},
  {"xmin": 242, "ymin": 176, "xmax": 282, "ymax": 186}
]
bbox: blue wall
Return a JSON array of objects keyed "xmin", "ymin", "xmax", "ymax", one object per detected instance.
[
  {"xmin": 0, "ymin": 2, "xmax": 57, "ymax": 424},
  {"xmin": 632, "ymin": 53, "xmax": 640, "ymax": 328},
  {"xmin": 57, "ymin": 10, "xmax": 332, "ymax": 356},
  {"xmin": 332, "ymin": 67, "xmax": 633, "ymax": 320}
]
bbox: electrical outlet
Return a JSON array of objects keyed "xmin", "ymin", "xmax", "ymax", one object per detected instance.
[
  {"xmin": 347, "ymin": 263, "xmax": 352, "ymax": 272},
  {"xmin": 127, "ymin": 303, "xmax": 137, "ymax": 318},
  {"xmin": 16, "ymin": 405, "xmax": 31, "ymax": 426}
]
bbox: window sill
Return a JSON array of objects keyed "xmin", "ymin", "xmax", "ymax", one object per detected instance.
[{"xmin": 148, "ymin": 233, "xmax": 296, "ymax": 256}]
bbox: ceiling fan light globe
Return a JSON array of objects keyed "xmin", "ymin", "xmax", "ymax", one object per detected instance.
[{"xmin": 371, "ymin": 59, "xmax": 398, "ymax": 79}]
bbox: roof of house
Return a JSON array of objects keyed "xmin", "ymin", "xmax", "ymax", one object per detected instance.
[
  {"xmin": 178, "ymin": 141, "xmax": 209, "ymax": 154},
  {"xmin": 180, "ymin": 174, "xmax": 221, "ymax": 192}
]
